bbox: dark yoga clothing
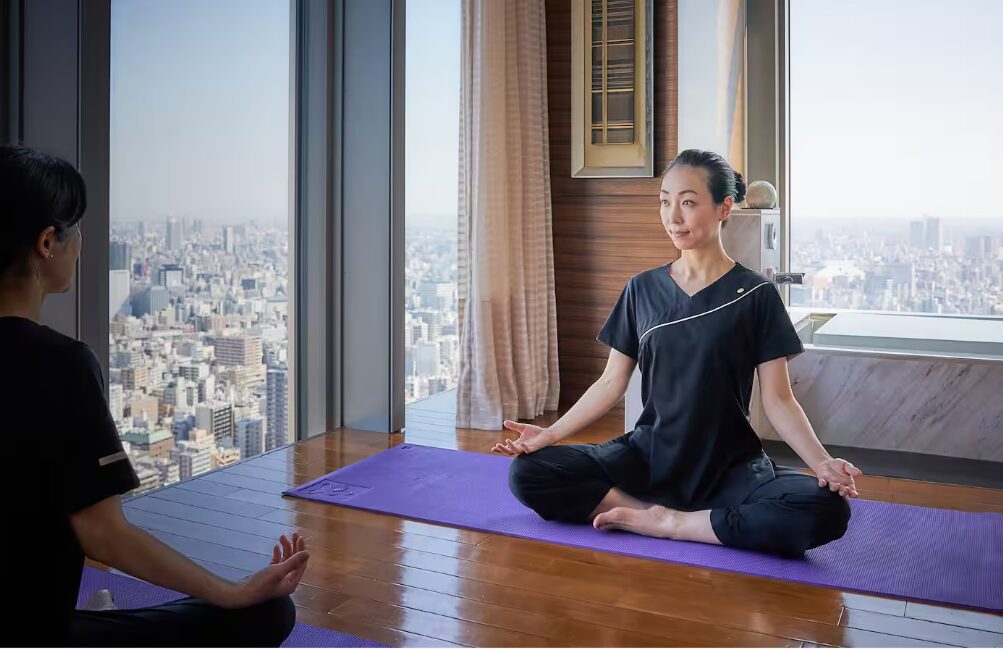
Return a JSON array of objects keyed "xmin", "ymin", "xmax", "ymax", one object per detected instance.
[
  {"xmin": 65, "ymin": 595, "xmax": 295, "ymax": 648},
  {"xmin": 0, "ymin": 317, "xmax": 293, "ymax": 646},
  {"xmin": 507, "ymin": 262, "xmax": 851, "ymax": 555},
  {"xmin": 509, "ymin": 444, "xmax": 850, "ymax": 556}
]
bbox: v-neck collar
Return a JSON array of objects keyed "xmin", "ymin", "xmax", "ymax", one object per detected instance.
[{"xmin": 664, "ymin": 261, "xmax": 740, "ymax": 300}]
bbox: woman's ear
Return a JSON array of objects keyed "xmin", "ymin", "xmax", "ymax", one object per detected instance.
[
  {"xmin": 720, "ymin": 195, "xmax": 734, "ymax": 222},
  {"xmin": 35, "ymin": 225, "xmax": 57, "ymax": 260}
]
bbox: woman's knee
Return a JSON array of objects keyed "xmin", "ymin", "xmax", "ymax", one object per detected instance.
[
  {"xmin": 800, "ymin": 490, "xmax": 852, "ymax": 551},
  {"xmin": 507, "ymin": 454, "xmax": 551, "ymax": 512},
  {"xmin": 507, "ymin": 451, "xmax": 602, "ymax": 522},
  {"xmin": 819, "ymin": 490, "xmax": 852, "ymax": 537}
]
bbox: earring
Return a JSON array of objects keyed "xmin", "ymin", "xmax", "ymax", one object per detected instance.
[{"xmin": 48, "ymin": 254, "xmax": 54, "ymax": 259}]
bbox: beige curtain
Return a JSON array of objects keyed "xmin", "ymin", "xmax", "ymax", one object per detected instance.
[{"xmin": 456, "ymin": 0, "xmax": 560, "ymax": 430}]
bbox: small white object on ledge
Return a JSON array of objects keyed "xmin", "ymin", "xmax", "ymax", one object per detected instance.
[{"xmin": 744, "ymin": 180, "xmax": 778, "ymax": 209}]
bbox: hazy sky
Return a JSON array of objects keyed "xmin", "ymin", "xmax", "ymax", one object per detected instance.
[
  {"xmin": 111, "ymin": 0, "xmax": 461, "ymax": 226},
  {"xmin": 790, "ymin": 0, "xmax": 1003, "ymax": 220},
  {"xmin": 110, "ymin": 0, "xmax": 290, "ymax": 225},
  {"xmin": 111, "ymin": 0, "xmax": 998, "ymax": 225},
  {"xmin": 405, "ymin": 0, "xmax": 461, "ymax": 223}
]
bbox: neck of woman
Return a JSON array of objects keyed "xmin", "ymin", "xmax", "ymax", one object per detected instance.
[
  {"xmin": 674, "ymin": 243, "xmax": 734, "ymax": 281},
  {"xmin": 0, "ymin": 277, "xmax": 44, "ymax": 322}
]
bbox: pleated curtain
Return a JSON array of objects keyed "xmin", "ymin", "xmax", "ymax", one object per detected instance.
[{"xmin": 456, "ymin": 0, "xmax": 560, "ymax": 429}]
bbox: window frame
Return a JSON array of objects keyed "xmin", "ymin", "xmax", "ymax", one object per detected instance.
[{"xmin": 7, "ymin": 0, "xmax": 406, "ymax": 458}]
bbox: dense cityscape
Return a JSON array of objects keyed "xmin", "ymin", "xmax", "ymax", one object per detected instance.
[
  {"xmin": 108, "ymin": 218, "xmax": 291, "ymax": 494},
  {"xmin": 791, "ymin": 216, "xmax": 1003, "ymax": 316},
  {"xmin": 109, "ymin": 218, "xmax": 459, "ymax": 495},
  {"xmin": 403, "ymin": 224, "xmax": 460, "ymax": 404}
]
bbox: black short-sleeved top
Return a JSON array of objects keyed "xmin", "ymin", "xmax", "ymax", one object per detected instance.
[
  {"xmin": 594, "ymin": 262, "xmax": 804, "ymax": 509},
  {"xmin": 0, "ymin": 317, "xmax": 139, "ymax": 643}
]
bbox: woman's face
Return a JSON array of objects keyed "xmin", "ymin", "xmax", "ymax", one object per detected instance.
[
  {"xmin": 659, "ymin": 165, "xmax": 732, "ymax": 251},
  {"xmin": 38, "ymin": 223, "xmax": 82, "ymax": 293}
]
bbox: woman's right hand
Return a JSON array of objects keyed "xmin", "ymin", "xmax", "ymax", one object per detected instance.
[
  {"xmin": 492, "ymin": 420, "xmax": 555, "ymax": 455},
  {"xmin": 221, "ymin": 534, "xmax": 309, "ymax": 609}
]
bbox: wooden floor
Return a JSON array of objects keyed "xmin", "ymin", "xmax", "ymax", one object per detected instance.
[{"xmin": 117, "ymin": 391, "xmax": 1003, "ymax": 647}]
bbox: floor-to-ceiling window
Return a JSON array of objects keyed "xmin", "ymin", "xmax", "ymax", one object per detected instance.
[
  {"xmin": 108, "ymin": 0, "xmax": 292, "ymax": 494},
  {"xmin": 789, "ymin": 0, "xmax": 1003, "ymax": 319},
  {"xmin": 404, "ymin": 0, "xmax": 461, "ymax": 406}
]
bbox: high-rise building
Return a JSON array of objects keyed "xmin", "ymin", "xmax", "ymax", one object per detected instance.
[
  {"xmin": 158, "ymin": 264, "xmax": 184, "ymax": 289},
  {"xmin": 146, "ymin": 457, "xmax": 180, "ymax": 487},
  {"xmin": 214, "ymin": 335, "xmax": 263, "ymax": 366},
  {"xmin": 164, "ymin": 378, "xmax": 189, "ymax": 412},
  {"xmin": 171, "ymin": 411, "xmax": 196, "ymax": 440},
  {"xmin": 121, "ymin": 366, "xmax": 150, "ymax": 391},
  {"xmin": 133, "ymin": 286, "xmax": 169, "ymax": 316},
  {"xmin": 966, "ymin": 235, "xmax": 993, "ymax": 261},
  {"xmin": 235, "ymin": 417, "xmax": 266, "ymax": 459},
  {"xmin": 414, "ymin": 342, "xmax": 441, "ymax": 376},
  {"xmin": 223, "ymin": 226, "xmax": 235, "ymax": 254},
  {"xmin": 172, "ymin": 428, "xmax": 213, "ymax": 481},
  {"xmin": 132, "ymin": 463, "xmax": 160, "ymax": 494},
  {"xmin": 196, "ymin": 402, "xmax": 234, "ymax": 446},
  {"xmin": 108, "ymin": 383, "xmax": 124, "ymax": 422},
  {"xmin": 179, "ymin": 364, "xmax": 209, "ymax": 382},
  {"xmin": 925, "ymin": 216, "xmax": 942, "ymax": 251},
  {"xmin": 266, "ymin": 367, "xmax": 288, "ymax": 450},
  {"xmin": 109, "ymin": 270, "xmax": 131, "ymax": 318},
  {"xmin": 166, "ymin": 216, "xmax": 182, "ymax": 251},
  {"xmin": 115, "ymin": 349, "xmax": 145, "ymax": 369},
  {"xmin": 419, "ymin": 281, "xmax": 455, "ymax": 311},
  {"xmin": 212, "ymin": 445, "xmax": 242, "ymax": 469},
  {"xmin": 909, "ymin": 220, "xmax": 925, "ymax": 248},
  {"xmin": 110, "ymin": 241, "xmax": 132, "ymax": 270},
  {"xmin": 198, "ymin": 375, "xmax": 215, "ymax": 404},
  {"xmin": 127, "ymin": 394, "xmax": 158, "ymax": 422},
  {"xmin": 121, "ymin": 429, "xmax": 175, "ymax": 460}
]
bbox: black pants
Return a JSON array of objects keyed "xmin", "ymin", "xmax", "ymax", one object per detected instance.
[
  {"xmin": 64, "ymin": 595, "xmax": 296, "ymax": 647},
  {"xmin": 508, "ymin": 445, "xmax": 851, "ymax": 557}
]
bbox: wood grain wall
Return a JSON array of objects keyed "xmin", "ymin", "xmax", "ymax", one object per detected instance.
[{"xmin": 547, "ymin": 0, "xmax": 679, "ymax": 411}]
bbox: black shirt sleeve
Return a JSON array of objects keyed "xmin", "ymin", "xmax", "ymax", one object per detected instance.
[
  {"xmin": 597, "ymin": 278, "xmax": 639, "ymax": 360},
  {"xmin": 754, "ymin": 283, "xmax": 804, "ymax": 365},
  {"xmin": 54, "ymin": 343, "xmax": 140, "ymax": 514}
]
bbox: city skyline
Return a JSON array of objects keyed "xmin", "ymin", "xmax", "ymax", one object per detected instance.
[{"xmin": 107, "ymin": 216, "xmax": 291, "ymax": 489}]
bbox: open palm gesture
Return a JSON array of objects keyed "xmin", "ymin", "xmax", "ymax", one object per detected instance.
[{"xmin": 491, "ymin": 420, "xmax": 555, "ymax": 455}]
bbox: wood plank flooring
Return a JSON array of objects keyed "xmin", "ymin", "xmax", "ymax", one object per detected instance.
[{"xmin": 114, "ymin": 393, "xmax": 1003, "ymax": 647}]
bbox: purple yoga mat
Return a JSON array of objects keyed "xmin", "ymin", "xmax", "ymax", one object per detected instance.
[
  {"xmin": 78, "ymin": 567, "xmax": 389, "ymax": 648},
  {"xmin": 284, "ymin": 443, "xmax": 1003, "ymax": 613}
]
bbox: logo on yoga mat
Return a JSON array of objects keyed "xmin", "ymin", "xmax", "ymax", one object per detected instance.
[{"xmin": 305, "ymin": 479, "xmax": 371, "ymax": 501}]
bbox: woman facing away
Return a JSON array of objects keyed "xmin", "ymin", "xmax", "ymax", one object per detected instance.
[
  {"xmin": 0, "ymin": 144, "xmax": 308, "ymax": 647},
  {"xmin": 495, "ymin": 149, "xmax": 860, "ymax": 557}
]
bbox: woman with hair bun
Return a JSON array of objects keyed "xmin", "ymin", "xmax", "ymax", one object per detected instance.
[{"xmin": 497, "ymin": 149, "xmax": 859, "ymax": 557}]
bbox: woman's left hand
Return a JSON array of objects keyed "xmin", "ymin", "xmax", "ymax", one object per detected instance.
[{"xmin": 812, "ymin": 458, "xmax": 862, "ymax": 498}]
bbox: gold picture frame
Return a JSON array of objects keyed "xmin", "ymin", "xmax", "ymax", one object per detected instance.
[{"xmin": 571, "ymin": 0, "xmax": 653, "ymax": 177}]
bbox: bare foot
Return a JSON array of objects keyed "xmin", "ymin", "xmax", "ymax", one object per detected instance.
[{"xmin": 593, "ymin": 504, "xmax": 680, "ymax": 538}]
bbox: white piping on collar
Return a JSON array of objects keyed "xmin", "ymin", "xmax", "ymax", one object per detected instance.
[{"xmin": 639, "ymin": 281, "xmax": 771, "ymax": 343}]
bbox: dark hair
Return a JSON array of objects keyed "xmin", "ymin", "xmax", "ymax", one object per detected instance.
[
  {"xmin": 0, "ymin": 144, "xmax": 87, "ymax": 276},
  {"xmin": 661, "ymin": 149, "xmax": 746, "ymax": 205}
]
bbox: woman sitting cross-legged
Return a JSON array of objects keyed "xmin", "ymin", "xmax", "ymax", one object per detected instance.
[
  {"xmin": 496, "ymin": 149, "xmax": 859, "ymax": 558},
  {"xmin": 0, "ymin": 144, "xmax": 309, "ymax": 647}
]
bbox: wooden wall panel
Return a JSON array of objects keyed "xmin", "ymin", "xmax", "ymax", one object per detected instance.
[{"xmin": 547, "ymin": 0, "xmax": 679, "ymax": 411}]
